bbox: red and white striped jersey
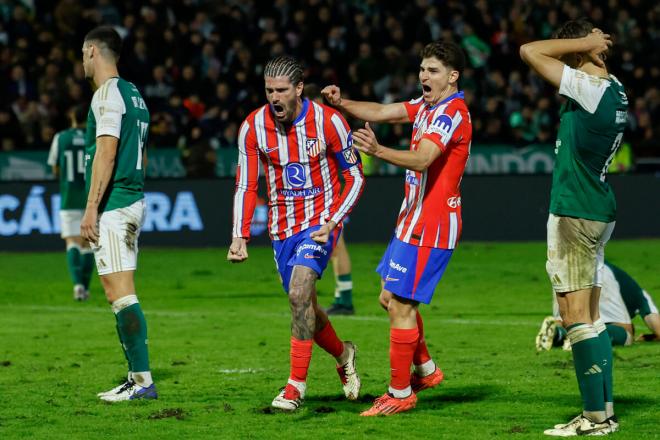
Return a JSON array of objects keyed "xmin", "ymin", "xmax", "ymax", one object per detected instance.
[
  {"xmin": 233, "ymin": 98, "xmax": 365, "ymax": 241},
  {"xmin": 395, "ymin": 91, "xmax": 471, "ymax": 249}
]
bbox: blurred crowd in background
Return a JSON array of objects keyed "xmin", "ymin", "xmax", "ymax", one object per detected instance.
[{"xmin": 1, "ymin": 0, "xmax": 658, "ymax": 176}]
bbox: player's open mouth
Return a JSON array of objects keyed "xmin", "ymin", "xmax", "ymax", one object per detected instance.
[
  {"xmin": 273, "ymin": 104, "xmax": 285, "ymax": 116},
  {"xmin": 422, "ymin": 84, "xmax": 432, "ymax": 94}
]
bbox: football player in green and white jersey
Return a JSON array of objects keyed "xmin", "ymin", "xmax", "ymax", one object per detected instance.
[
  {"xmin": 47, "ymin": 105, "xmax": 95, "ymax": 301},
  {"xmin": 521, "ymin": 19, "xmax": 628, "ymax": 436},
  {"xmin": 80, "ymin": 26, "xmax": 156, "ymax": 402},
  {"xmin": 538, "ymin": 260, "xmax": 660, "ymax": 350}
]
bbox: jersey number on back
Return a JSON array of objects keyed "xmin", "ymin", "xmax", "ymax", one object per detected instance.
[
  {"xmin": 64, "ymin": 150, "xmax": 85, "ymax": 182},
  {"xmin": 136, "ymin": 120, "xmax": 148, "ymax": 170},
  {"xmin": 600, "ymin": 133, "xmax": 623, "ymax": 182}
]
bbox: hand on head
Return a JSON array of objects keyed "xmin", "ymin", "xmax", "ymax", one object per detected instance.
[{"xmin": 585, "ymin": 28, "xmax": 612, "ymax": 68}]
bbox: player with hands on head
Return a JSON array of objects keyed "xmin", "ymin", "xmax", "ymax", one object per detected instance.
[{"xmin": 521, "ymin": 19, "xmax": 628, "ymax": 436}]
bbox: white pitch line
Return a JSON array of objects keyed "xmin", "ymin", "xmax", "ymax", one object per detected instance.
[
  {"xmin": 3, "ymin": 304, "xmax": 540, "ymax": 327},
  {"xmin": 218, "ymin": 368, "xmax": 266, "ymax": 374}
]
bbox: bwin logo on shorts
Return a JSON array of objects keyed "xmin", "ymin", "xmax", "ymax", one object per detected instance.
[{"xmin": 389, "ymin": 259, "xmax": 408, "ymax": 273}]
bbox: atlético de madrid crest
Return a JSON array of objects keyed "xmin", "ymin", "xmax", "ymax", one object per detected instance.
[{"xmin": 305, "ymin": 138, "xmax": 323, "ymax": 157}]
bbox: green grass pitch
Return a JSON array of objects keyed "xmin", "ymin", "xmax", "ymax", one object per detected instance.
[{"xmin": 1, "ymin": 240, "xmax": 659, "ymax": 439}]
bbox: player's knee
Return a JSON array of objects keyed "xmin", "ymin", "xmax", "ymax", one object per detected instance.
[
  {"xmin": 387, "ymin": 296, "xmax": 416, "ymax": 319},
  {"xmin": 560, "ymin": 307, "xmax": 590, "ymax": 327},
  {"xmin": 288, "ymin": 286, "xmax": 311, "ymax": 309},
  {"xmin": 378, "ymin": 292, "xmax": 390, "ymax": 311}
]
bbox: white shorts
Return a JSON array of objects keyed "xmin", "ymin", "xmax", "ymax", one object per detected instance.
[
  {"xmin": 60, "ymin": 209, "xmax": 84, "ymax": 238},
  {"xmin": 546, "ymin": 214, "xmax": 615, "ymax": 292},
  {"xmin": 552, "ymin": 265, "xmax": 631, "ymax": 324},
  {"xmin": 92, "ymin": 199, "xmax": 145, "ymax": 276}
]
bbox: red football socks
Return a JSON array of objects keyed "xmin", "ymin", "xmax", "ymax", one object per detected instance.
[
  {"xmin": 413, "ymin": 310, "xmax": 432, "ymax": 365},
  {"xmin": 314, "ymin": 322, "xmax": 344, "ymax": 358},
  {"xmin": 390, "ymin": 327, "xmax": 419, "ymax": 390},
  {"xmin": 289, "ymin": 337, "xmax": 313, "ymax": 383}
]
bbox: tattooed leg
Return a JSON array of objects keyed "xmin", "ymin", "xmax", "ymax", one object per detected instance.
[{"xmin": 289, "ymin": 266, "xmax": 318, "ymax": 340}]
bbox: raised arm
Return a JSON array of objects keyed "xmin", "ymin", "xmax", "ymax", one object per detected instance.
[
  {"xmin": 519, "ymin": 29, "xmax": 611, "ymax": 88},
  {"xmin": 321, "ymin": 85, "xmax": 409, "ymax": 124}
]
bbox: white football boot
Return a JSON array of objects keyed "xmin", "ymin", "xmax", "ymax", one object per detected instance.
[{"xmin": 336, "ymin": 341, "xmax": 361, "ymax": 400}]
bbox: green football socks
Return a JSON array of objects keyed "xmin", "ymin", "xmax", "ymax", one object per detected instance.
[
  {"xmin": 332, "ymin": 273, "xmax": 353, "ymax": 307},
  {"xmin": 594, "ymin": 319, "xmax": 614, "ymax": 418},
  {"xmin": 115, "ymin": 317, "xmax": 132, "ymax": 372},
  {"xmin": 112, "ymin": 295, "xmax": 151, "ymax": 384},
  {"xmin": 553, "ymin": 325, "xmax": 568, "ymax": 346},
  {"xmin": 80, "ymin": 248, "xmax": 95, "ymax": 290},
  {"xmin": 605, "ymin": 323, "xmax": 629, "ymax": 346},
  {"xmin": 566, "ymin": 323, "xmax": 606, "ymax": 422},
  {"xmin": 66, "ymin": 244, "xmax": 83, "ymax": 286}
]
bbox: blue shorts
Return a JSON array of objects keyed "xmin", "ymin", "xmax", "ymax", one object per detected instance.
[
  {"xmin": 272, "ymin": 225, "xmax": 339, "ymax": 293},
  {"xmin": 376, "ymin": 236, "xmax": 453, "ymax": 304}
]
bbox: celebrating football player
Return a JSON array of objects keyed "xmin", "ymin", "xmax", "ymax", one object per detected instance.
[
  {"xmin": 229, "ymin": 55, "xmax": 365, "ymax": 411},
  {"xmin": 323, "ymin": 40, "xmax": 472, "ymax": 416}
]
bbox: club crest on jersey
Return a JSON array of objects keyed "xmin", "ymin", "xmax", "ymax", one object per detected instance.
[
  {"xmin": 342, "ymin": 147, "xmax": 358, "ymax": 165},
  {"xmin": 405, "ymin": 170, "xmax": 419, "ymax": 186},
  {"xmin": 305, "ymin": 138, "xmax": 323, "ymax": 157},
  {"xmin": 284, "ymin": 162, "xmax": 306, "ymax": 188}
]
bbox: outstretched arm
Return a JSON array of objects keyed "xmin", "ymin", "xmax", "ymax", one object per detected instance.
[
  {"xmin": 322, "ymin": 85, "xmax": 409, "ymax": 123},
  {"xmin": 353, "ymin": 123, "xmax": 441, "ymax": 172},
  {"xmin": 519, "ymin": 29, "xmax": 611, "ymax": 87}
]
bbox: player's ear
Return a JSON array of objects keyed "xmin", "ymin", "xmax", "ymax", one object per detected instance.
[
  {"xmin": 295, "ymin": 81, "xmax": 304, "ymax": 97},
  {"xmin": 448, "ymin": 70, "xmax": 459, "ymax": 85}
]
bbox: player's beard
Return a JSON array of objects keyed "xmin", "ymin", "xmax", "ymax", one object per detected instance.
[{"xmin": 272, "ymin": 100, "xmax": 295, "ymax": 123}]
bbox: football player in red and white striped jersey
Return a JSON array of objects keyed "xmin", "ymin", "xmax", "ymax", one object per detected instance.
[
  {"xmin": 323, "ymin": 41, "xmax": 471, "ymax": 416},
  {"xmin": 228, "ymin": 56, "xmax": 365, "ymax": 411}
]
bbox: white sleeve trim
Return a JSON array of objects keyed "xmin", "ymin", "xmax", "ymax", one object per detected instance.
[
  {"xmin": 93, "ymin": 78, "xmax": 126, "ymax": 139},
  {"xmin": 47, "ymin": 133, "xmax": 60, "ymax": 166},
  {"xmin": 642, "ymin": 290, "xmax": 659, "ymax": 315},
  {"xmin": 558, "ymin": 65, "xmax": 611, "ymax": 114}
]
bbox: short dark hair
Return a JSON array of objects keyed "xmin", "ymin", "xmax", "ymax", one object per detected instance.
[
  {"xmin": 554, "ymin": 19, "xmax": 609, "ymax": 62},
  {"xmin": 84, "ymin": 26, "xmax": 122, "ymax": 59},
  {"xmin": 420, "ymin": 41, "xmax": 466, "ymax": 76},
  {"xmin": 554, "ymin": 18, "xmax": 594, "ymax": 39},
  {"xmin": 264, "ymin": 55, "xmax": 304, "ymax": 85},
  {"xmin": 72, "ymin": 105, "xmax": 87, "ymax": 125}
]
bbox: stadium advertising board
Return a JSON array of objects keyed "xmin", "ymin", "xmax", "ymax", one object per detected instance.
[
  {"xmin": 0, "ymin": 181, "xmax": 232, "ymax": 251},
  {"xmin": 1, "ymin": 146, "xmax": 558, "ymax": 181},
  {"xmin": 1, "ymin": 174, "xmax": 658, "ymax": 251}
]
